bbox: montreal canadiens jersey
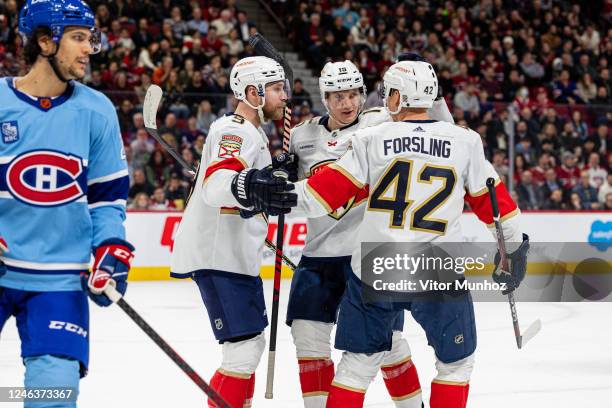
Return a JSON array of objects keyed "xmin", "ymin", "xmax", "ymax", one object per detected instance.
[
  {"xmin": 295, "ymin": 120, "xmax": 522, "ymax": 279},
  {"xmin": 0, "ymin": 78, "xmax": 129, "ymax": 291},
  {"xmin": 171, "ymin": 114, "xmax": 271, "ymax": 278}
]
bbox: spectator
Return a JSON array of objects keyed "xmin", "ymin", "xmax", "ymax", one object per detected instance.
[
  {"xmin": 202, "ymin": 27, "xmax": 224, "ymax": 57},
  {"xmin": 516, "ymin": 170, "xmax": 543, "ymax": 209},
  {"xmin": 540, "ymin": 168, "xmax": 562, "ymax": 201},
  {"xmin": 182, "ymin": 116, "xmax": 206, "ymax": 146},
  {"xmin": 235, "ymin": 11, "xmax": 254, "ymax": 42},
  {"xmin": 573, "ymin": 171, "xmax": 600, "ymax": 209},
  {"xmin": 149, "ymin": 187, "xmax": 174, "ymax": 211},
  {"xmin": 145, "ymin": 150, "xmax": 171, "ymax": 188},
  {"xmin": 586, "ymin": 152, "xmax": 607, "ymax": 189},
  {"xmin": 129, "ymin": 168, "xmax": 155, "ymax": 199},
  {"xmin": 569, "ymin": 110, "xmax": 589, "ymax": 139},
  {"xmin": 531, "ymin": 153, "xmax": 553, "ymax": 185},
  {"xmin": 332, "ymin": 1, "xmax": 359, "ymax": 31},
  {"xmin": 159, "ymin": 113, "xmax": 181, "ymax": 147},
  {"xmin": 543, "ymin": 188, "xmax": 567, "ymax": 210},
  {"xmin": 130, "ymin": 128, "xmax": 155, "ymax": 169},
  {"xmin": 604, "ymin": 193, "xmax": 612, "ymax": 211},
  {"xmin": 211, "ymin": 9, "xmax": 234, "ymax": 40},
  {"xmin": 167, "ymin": 6, "xmax": 188, "ymax": 40},
  {"xmin": 196, "ymin": 100, "xmax": 218, "ymax": 132},
  {"xmin": 569, "ymin": 192, "xmax": 584, "ymax": 211},
  {"xmin": 165, "ymin": 173, "xmax": 188, "ymax": 209},
  {"xmin": 556, "ymin": 152, "xmax": 581, "ymax": 190},
  {"xmin": 129, "ymin": 192, "xmax": 151, "ymax": 210},
  {"xmin": 453, "ymin": 82, "xmax": 479, "ymax": 120},
  {"xmin": 350, "ymin": 17, "xmax": 372, "ymax": 48},
  {"xmin": 598, "ymin": 172, "xmax": 612, "ymax": 205},
  {"xmin": 519, "ymin": 52, "xmax": 545, "ymax": 87},
  {"xmin": 291, "ymin": 79, "xmax": 313, "ymax": 109},
  {"xmin": 553, "ymin": 69, "xmax": 583, "ymax": 104},
  {"xmin": 577, "ymin": 73, "xmax": 597, "ymax": 103},
  {"xmin": 224, "ymin": 29, "xmax": 244, "ymax": 56},
  {"xmin": 188, "ymin": 7, "xmax": 209, "ymax": 35}
]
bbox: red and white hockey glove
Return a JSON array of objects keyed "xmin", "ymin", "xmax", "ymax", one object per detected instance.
[{"xmin": 81, "ymin": 239, "xmax": 135, "ymax": 307}]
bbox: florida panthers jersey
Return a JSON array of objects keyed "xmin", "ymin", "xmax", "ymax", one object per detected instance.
[
  {"xmin": 289, "ymin": 100, "xmax": 455, "ymax": 258},
  {"xmin": 294, "ymin": 119, "xmax": 522, "ymax": 279},
  {"xmin": 0, "ymin": 78, "xmax": 129, "ymax": 291},
  {"xmin": 171, "ymin": 114, "xmax": 272, "ymax": 278}
]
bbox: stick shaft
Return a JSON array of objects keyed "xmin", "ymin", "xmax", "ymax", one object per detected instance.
[
  {"xmin": 486, "ymin": 178, "xmax": 522, "ymax": 349},
  {"xmin": 113, "ymin": 297, "xmax": 230, "ymax": 408}
]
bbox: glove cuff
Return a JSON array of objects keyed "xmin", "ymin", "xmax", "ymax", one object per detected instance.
[
  {"xmin": 231, "ymin": 168, "xmax": 255, "ymax": 208},
  {"xmin": 94, "ymin": 239, "xmax": 135, "ymax": 267}
]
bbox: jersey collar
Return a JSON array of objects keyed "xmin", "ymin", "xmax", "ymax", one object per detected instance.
[
  {"xmin": 7, "ymin": 77, "xmax": 75, "ymax": 112},
  {"xmin": 319, "ymin": 115, "xmax": 360, "ymax": 133},
  {"xmin": 402, "ymin": 119, "xmax": 438, "ymax": 123}
]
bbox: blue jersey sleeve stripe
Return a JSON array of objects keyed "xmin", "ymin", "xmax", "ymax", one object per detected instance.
[
  {"xmin": 88, "ymin": 168, "xmax": 129, "ymax": 185},
  {"xmin": 87, "ymin": 175, "xmax": 129, "ymax": 205}
]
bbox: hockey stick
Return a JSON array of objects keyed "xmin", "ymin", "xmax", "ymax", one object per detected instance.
[
  {"xmin": 248, "ymin": 33, "xmax": 293, "ymax": 399},
  {"xmin": 142, "ymin": 85, "xmax": 296, "ymax": 272},
  {"xmin": 103, "ymin": 285, "xmax": 231, "ymax": 408},
  {"xmin": 143, "ymin": 85, "xmax": 195, "ymax": 178},
  {"xmin": 486, "ymin": 178, "xmax": 541, "ymax": 349}
]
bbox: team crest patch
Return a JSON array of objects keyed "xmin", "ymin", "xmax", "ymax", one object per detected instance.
[
  {"xmin": 1, "ymin": 121, "xmax": 19, "ymax": 144},
  {"xmin": 218, "ymin": 135, "xmax": 243, "ymax": 159}
]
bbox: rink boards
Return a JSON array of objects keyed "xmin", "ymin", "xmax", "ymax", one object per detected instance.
[{"xmin": 124, "ymin": 211, "xmax": 611, "ymax": 280}]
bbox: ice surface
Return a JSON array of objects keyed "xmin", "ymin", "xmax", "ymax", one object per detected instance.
[{"xmin": 1, "ymin": 281, "xmax": 611, "ymax": 407}]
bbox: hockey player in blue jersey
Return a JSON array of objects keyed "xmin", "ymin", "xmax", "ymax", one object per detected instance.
[{"xmin": 0, "ymin": 1, "xmax": 134, "ymax": 406}]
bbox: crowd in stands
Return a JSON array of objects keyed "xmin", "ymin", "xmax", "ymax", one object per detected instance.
[{"xmin": 0, "ymin": 0, "xmax": 610, "ymax": 211}]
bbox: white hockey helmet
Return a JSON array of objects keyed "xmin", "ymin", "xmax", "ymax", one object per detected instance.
[
  {"xmin": 230, "ymin": 56, "xmax": 287, "ymax": 122},
  {"xmin": 382, "ymin": 60, "xmax": 438, "ymax": 114},
  {"xmin": 319, "ymin": 60, "xmax": 366, "ymax": 112}
]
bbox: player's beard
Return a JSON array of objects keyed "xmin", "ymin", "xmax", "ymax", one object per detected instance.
[{"xmin": 263, "ymin": 103, "xmax": 285, "ymax": 121}]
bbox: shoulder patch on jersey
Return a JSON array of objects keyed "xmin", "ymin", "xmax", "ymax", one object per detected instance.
[
  {"xmin": 1, "ymin": 121, "xmax": 19, "ymax": 144},
  {"xmin": 221, "ymin": 134, "xmax": 243, "ymax": 144},
  {"xmin": 218, "ymin": 135, "xmax": 243, "ymax": 158}
]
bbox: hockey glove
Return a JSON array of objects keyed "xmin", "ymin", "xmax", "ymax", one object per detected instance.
[
  {"xmin": 81, "ymin": 239, "xmax": 135, "ymax": 307},
  {"xmin": 0, "ymin": 236, "xmax": 8, "ymax": 278},
  {"xmin": 231, "ymin": 167, "xmax": 297, "ymax": 216},
  {"xmin": 272, "ymin": 153, "xmax": 299, "ymax": 182},
  {"xmin": 492, "ymin": 234, "xmax": 530, "ymax": 295}
]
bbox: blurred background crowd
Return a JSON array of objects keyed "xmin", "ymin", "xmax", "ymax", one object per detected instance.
[{"xmin": 0, "ymin": 0, "xmax": 610, "ymax": 212}]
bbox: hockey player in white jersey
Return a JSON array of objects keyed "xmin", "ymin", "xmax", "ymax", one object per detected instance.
[
  {"xmin": 170, "ymin": 56, "xmax": 296, "ymax": 408},
  {"xmin": 286, "ymin": 60, "xmax": 529, "ymax": 407},
  {"xmin": 286, "ymin": 58, "xmax": 455, "ymax": 408},
  {"xmin": 1, "ymin": 1, "xmax": 134, "ymax": 407}
]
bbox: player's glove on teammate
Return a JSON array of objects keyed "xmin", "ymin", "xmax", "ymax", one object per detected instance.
[
  {"xmin": 231, "ymin": 167, "xmax": 297, "ymax": 216},
  {"xmin": 492, "ymin": 233, "xmax": 529, "ymax": 295},
  {"xmin": 81, "ymin": 238, "xmax": 135, "ymax": 307},
  {"xmin": 272, "ymin": 153, "xmax": 299, "ymax": 182}
]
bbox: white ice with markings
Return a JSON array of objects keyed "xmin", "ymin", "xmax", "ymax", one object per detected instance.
[{"xmin": 1, "ymin": 281, "xmax": 611, "ymax": 407}]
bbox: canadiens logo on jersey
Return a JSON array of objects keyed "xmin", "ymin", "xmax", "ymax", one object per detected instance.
[
  {"xmin": 1, "ymin": 121, "xmax": 19, "ymax": 144},
  {"xmin": 5, "ymin": 150, "xmax": 86, "ymax": 206}
]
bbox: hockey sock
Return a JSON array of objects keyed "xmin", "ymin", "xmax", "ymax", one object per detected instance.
[
  {"xmin": 298, "ymin": 358, "xmax": 335, "ymax": 408},
  {"xmin": 245, "ymin": 373, "xmax": 255, "ymax": 408},
  {"xmin": 325, "ymin": 382, "xmax": 366, "ymax": 408},
  {"xmin": 381, "ymin": 358, "xmax": 422, "ymax": 408},
  {"xmin": 430, "ymin": 381, "xmax": 470, "ymax": 408},
  {"xmin": 208, "ymin": 369, "xmax": 253, "ymax": 408}
]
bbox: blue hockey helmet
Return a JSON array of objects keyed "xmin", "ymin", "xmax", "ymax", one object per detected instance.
[{"xmin": 19, "ymin": 0, "xmax": 101, "ymax": 54}]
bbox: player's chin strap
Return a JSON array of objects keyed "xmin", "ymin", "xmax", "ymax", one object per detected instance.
[
  {"xmin": 43, "ymin": 44, "xmax": 70, "ymax": 83},
  {"xmin": 243, "ymin": 84, "xmax": 267, "ymax": 123}
]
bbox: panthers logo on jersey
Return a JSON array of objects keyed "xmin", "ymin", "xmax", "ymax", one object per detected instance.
[
  {"xmin": 310, "ymin": 160, "xmax": 368, "ymax": 220},
  {"xmin": 5, "ymin": 150, "xmax": 87, "ymax": 207}
]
